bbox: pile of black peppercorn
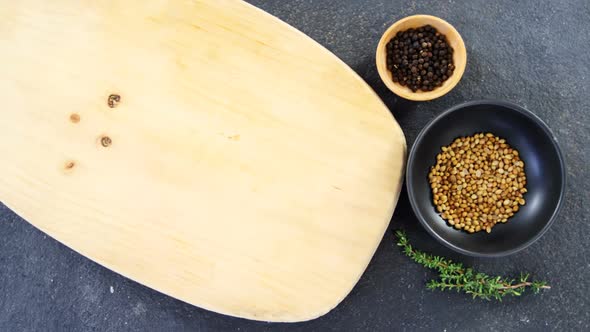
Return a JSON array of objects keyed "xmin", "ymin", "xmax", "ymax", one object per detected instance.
[{"xmin": 386, "ymin": 25, "xmax": 455, "ymax": 92}]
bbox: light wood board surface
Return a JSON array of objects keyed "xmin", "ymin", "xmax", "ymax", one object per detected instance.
[{"xmin": 0, "ymin": 0, "xmax": 406, "ymax": 322}]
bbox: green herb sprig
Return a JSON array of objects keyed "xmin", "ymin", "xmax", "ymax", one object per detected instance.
[{"xmin": 395, "ymin": 230, "xmax": 550, "ymax": 300}]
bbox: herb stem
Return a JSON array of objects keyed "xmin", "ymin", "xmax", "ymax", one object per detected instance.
[{"xmin": 499, "ymin": 282, "xmax": 551, "ymax": 290}]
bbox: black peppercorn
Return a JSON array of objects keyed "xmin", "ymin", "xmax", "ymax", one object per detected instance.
[{"xmin": 385, "ymin": 25, "xmax": 455, "ymax": 92}]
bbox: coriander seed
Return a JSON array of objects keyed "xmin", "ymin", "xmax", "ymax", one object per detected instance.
[{"xmin": 428, "ymin": 133, "xmax": 527, "ymax": 233}]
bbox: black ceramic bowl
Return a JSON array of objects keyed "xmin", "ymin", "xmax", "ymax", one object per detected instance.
[{"xmin": 406, "ymin": 100, "xmax": 566, "ymax": 257}]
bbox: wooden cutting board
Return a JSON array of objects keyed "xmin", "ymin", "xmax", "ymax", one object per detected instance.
[{"xmin": 0, "ymin": 0, "xmax": 406, "ymax": 322}]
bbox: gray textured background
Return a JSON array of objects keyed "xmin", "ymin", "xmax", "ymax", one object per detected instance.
[{"xmin": 1, "ymin": 0, "xmax": 589, "ymax": 331}]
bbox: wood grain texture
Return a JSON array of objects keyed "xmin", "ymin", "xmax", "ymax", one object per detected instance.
[{"xmin": 0, "ymin": 0, "xmax": 406, "ymax": 322}]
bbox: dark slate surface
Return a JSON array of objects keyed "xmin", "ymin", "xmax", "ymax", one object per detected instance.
[{"xmin": 1, "ymin": 0, "xmax": 589, "ymax": 331}]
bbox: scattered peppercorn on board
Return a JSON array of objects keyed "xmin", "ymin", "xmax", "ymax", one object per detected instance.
[{"xmin": 0, "ymin": 0, "xmax": 406, "ymax": 322}]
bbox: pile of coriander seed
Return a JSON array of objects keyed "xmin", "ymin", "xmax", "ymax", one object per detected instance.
[{"xmin": 428, "ymin": 133, "xmax": 528, "ymax": 233}]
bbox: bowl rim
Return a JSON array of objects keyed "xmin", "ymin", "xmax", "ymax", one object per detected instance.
[{"xmin": 406, "ymin": 99, "xmax": 567, "ymax": 257}]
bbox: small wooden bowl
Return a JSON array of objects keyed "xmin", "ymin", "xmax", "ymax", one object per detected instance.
[{"xmin": 376, "ymin": 15, "xmax": 467, "ymax": 101}]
